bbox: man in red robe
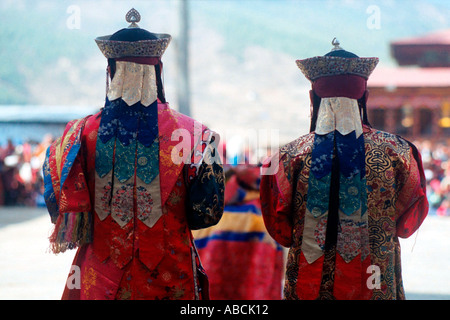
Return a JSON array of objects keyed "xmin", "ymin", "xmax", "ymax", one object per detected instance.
[
  {"xmin": 260, "ymin": 39, "xmax": 428, "ymax": 300},
  {"xmin": 43, "ymin": 8, "xmax": 224, "ymax": 300},
  {"xmin": 193, "ymin": 164, "xmax": 284, "ymax": 299}
]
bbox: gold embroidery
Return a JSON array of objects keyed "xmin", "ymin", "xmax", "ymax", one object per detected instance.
[{"xmin": 82, "ymin": 266, "xmax": 97, "ymax": 299}]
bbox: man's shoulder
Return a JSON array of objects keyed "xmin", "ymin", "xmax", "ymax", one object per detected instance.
[
  {"xmin": 279, "ymin": 132, "xmax": 315, "ymax": 159},
  {"xmin": 159, "ymin": 103, "xmax": 206, "ymax": 128},
  {"xmin": 58, "ymin": 111, "xmax": 101, "ymax": 142},
  {"xmin": 159, "ymin": 103, "xmax": 214, "ymax": 140},
  {"xmin": 364, "ymin": 126, "xmax": 413, "ymax": 155},
  {"xmin": 65, "ymin": 110, "xmax": 100, "ymax": 126}
]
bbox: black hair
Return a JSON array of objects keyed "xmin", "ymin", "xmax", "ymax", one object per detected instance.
[
  {"xmin": 108, "ymin": 58, "xmax": 116, "ymax": 79},
  {"xmin": 358, "ymin": 92, "xmax": 371, "ymax": 127},
  {"xmin": 154, "ymin": 63, "xmax": 166, "ymax": 103},
  {"xmin": 309, "ymin": 90, "xmax": 321, "ymax": 133}
]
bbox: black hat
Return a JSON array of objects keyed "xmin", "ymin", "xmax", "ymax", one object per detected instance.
[
  {"xmin": 95, "ymin": 8, "xmax": 171, "ymax": 59},
  {"xmin": 296, "ymin": 38, "xmax": 379, "ymax": 82}
]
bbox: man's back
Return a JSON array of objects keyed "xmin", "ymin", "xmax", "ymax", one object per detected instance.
[
  {"xmin": 43, "ymin": 9, "xmax": 225, "ymax": 300},
  {"xmin": 261, "ymin": 124, "xmax": 428, "ymax": 299}
]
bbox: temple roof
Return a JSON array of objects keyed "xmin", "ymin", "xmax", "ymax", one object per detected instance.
[
  {"xmin": 390, "ymin": 29, "xmax": 450, "ymax": 67},
  {"xmin": 391, "ymin": 29, "xmax": 450, "ymax": 46}
]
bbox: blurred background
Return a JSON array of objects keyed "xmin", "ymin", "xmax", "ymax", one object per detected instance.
[{"xmin": 0, "ymin": 0, "xmax": 449, "ymax": 299}]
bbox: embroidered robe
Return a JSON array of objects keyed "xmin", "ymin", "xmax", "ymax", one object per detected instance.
[
  {"xmin": 260, "ymin": 101, "xmax": 428, "ymax": 300},
  {"xmin": 43, "ymin": 61, "xmax": 224, "ymax": 300}
]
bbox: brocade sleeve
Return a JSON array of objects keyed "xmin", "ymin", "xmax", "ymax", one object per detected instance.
[
  {"xmin": 396, "ymin": 143, "xmax": 429, "ymax": 238},
  {"xmin": 42, "ymin": 140, "xmax": 60, "ymax": 223},
  {"xmin": 260, "ymin": 152, "xmax": 294, "ymax": 247},
  {"xmin": 41, "ymin": 117, "xmax": 92, "ymax": 253}
]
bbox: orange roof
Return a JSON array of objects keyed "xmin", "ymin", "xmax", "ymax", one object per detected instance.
[{"xmin": 368, "ymin": 66, "xmax": 450, "ymax": 88}]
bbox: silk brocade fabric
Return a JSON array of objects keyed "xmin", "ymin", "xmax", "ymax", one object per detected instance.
[
  {"xmin": 260, "ymin": 97, "xmax": 428, "ymax": 300},
  {"xmin": 43, "ymin": 61, "xmax": 225, "ymax": 300}
]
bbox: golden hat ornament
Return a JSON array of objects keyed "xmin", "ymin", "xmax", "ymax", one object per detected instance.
[
  {"xmin": 296, "ymin": 38, "xmax": 379, "ymax": 81},
  {"xmin": 95, "ymin": 8, "xmax": 171, "ymax": 59}
]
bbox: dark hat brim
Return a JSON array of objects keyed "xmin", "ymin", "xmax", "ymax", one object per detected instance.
[
  {"xmin": 296, "ymin": 56, "xmax": 379, "ymax": 82},
  {"xmin": 95, "ymin": 33, "xmax": 171, "ymax": 59}
]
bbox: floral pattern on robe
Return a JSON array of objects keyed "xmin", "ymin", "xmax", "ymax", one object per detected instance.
[
  {"xmin": 260, "ymin": 125, "xmax": 428, "ymax": 300},
  {"xmin": 43, "ymin": 101, "xmax": 224, "ymax": 300}
]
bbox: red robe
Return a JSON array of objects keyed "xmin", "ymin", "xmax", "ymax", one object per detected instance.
[
  {"xmin": 43, "ymin": 102, "xmax": 224, "ymax": 300},
  {"xmin": 260, "ymin": 125, "xmax": 428, "ymax": 300},
  {"xmin": 193, "ymin": 166, "xmax": 284, "ymax": 300}
]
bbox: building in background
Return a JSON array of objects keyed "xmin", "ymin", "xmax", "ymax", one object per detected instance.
[
  {"xmin": 368, "ymin": 29, "xmax": 450, "ymax": 142},
  {"xmin": 0, "ymin": 105, "xmax": 98, "ymax": 146}
]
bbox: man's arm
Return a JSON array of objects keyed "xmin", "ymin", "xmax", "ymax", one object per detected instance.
[{"xmin": 260, "ymin": 152, "xmax": 294, "ymax": 247}]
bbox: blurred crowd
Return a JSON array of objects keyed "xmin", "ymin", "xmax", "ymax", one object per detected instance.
[
  {"xmin": 415, "ymin": 139, "xmax": 450, "ymax": 217},
  {"xmin": 0, "ymin": 135, "xmax": 53, "ymax": 207},
  {"xmin": 0, "ymin": 134, "xmax": 449, "ymax": 217}
]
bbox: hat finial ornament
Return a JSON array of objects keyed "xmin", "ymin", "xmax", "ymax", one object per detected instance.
[
  {"xmin": 331, "ymin": 37, "xmax": 343, "ymax": 51},
  {"xmin": 126, "ymin": 8, "xmax": 141, "ymax": 28}
]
